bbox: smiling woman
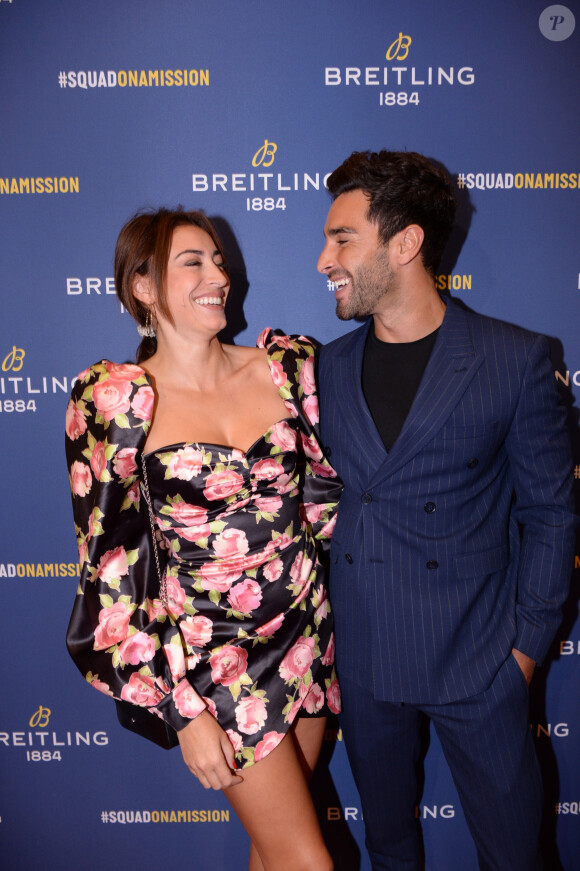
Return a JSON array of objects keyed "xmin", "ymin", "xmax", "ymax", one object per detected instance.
[{"xmin": 64, "ymin": 207, "xmax": 342, "ymax": 871}]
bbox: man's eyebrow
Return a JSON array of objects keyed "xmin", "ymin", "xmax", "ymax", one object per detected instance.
[{"xmin": 326, "ymin": 226, "xmax": 357, "ymax": 237}]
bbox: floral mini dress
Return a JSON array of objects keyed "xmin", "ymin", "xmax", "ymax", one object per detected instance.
[{"xmin": 65, "ymin": 330, "xmax": 342, "ymax": 768}]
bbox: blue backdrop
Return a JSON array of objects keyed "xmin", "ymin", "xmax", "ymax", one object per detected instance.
[{"xmin": 1, "ymin": 2, "xmax": 579, "ymax": 869}]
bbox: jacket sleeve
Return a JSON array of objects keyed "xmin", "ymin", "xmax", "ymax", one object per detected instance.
[
  {"xmin": 258, "ymin": 329, "xmax": 343, "ymax": 549},
  {"xmin": 506, "ymin": 335, "xmax": 577, "ymax": 664},
  {"xmin": 65, "ymin": 361, "xmax": 207, "ymax": 731}
]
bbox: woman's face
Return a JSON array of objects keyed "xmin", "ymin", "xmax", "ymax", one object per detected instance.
[{"xmin": 157, "ymin": 224, "xmax": 229, "ymax": 339}]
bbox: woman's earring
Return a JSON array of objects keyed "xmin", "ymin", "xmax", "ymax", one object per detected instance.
[{"xmin": 137, "ymin": 306, "xmax": 156, "ymax": 338}]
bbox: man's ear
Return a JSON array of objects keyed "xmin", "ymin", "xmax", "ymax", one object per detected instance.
[
  {"xmin": 394, "ymin": 224, "xmax": 425, "ymax": 266},
  {"xmin": 131, "ymin": 274, "xmax": 154, "ymax": 305}
]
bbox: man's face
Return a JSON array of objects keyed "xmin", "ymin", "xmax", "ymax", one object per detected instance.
[{"xmin": 317, "ymin": 189, "xmax": 395, "ymax": 321}]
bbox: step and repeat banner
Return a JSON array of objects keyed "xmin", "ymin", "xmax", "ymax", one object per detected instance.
[{"xmin": 1, "ymin": 2, "xmax": 579, "ymax": 869}]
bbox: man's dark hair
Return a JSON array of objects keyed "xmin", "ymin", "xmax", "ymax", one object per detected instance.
[{"xmin": 326, "ymin": 150, "xmax": 457, "ymax": 276}]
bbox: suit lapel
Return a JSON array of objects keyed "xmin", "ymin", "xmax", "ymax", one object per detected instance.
[
  {"xmin": 332, "ymin": 321, "xmax": 388, "ymax": 468},
  {"xmin": 369, "ymin": 300, "xmax": 484, "ymax": 485}
]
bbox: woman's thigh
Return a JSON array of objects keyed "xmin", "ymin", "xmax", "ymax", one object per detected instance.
[{"xmin": 223, "ymin": 723, "xmax": 332, "ymax": 871}]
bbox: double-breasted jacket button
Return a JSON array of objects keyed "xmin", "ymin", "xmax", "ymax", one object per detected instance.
[
  {"xmin": 345, "ymin": 553, "xmax": 354, "ymax": 564},
  {"xmin": 361, "ymin": 492, "xmax": 373, "ymax": 504},
  {"xmin": 467, "ymin": 458, "xmax": 479, "ymax": 469},
  {"xmin": 426, "ymin": 560, "xmax": 439, "ymax": 570},
  {"xmin": 424, "ymin": 501, "xmax": 436, "ymax": 514}
]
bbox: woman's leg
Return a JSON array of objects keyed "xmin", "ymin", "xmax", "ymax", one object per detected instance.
[{"xmin": 225, "ymin": 717, "xmax": 331, "ymax": 871}]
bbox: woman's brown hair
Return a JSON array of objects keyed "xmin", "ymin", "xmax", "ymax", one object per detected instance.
[{"xmin": 114, "ymin": 207, "xmax": 229, "ymax": 362}]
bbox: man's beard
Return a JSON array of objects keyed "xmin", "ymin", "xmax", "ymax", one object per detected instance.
[{"xmin": 336, "ymin": 251, "xmax": 394, "ymax": 320}]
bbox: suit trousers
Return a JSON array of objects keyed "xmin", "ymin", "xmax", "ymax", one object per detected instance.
[{"xmin": 339, "ymin": 655, "xmax": 544, "ymax": 871}]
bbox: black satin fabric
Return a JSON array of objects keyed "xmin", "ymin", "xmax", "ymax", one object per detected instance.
[{"xmin": 65, "ymin": 331, "xmax": 342, "ymax": 766}]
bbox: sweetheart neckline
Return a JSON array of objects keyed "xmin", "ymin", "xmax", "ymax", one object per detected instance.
[{"xmin": 143, "ymin": 415, "xmax": 297, "ymax": 460}]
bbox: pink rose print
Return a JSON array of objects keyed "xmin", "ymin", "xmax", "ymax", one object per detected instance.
[
  {"xmin": 299, "ymin": 356, "xmax": 316, "ymax": 395},
  {"xmin": 270, "ymin": 334, "xmax": 294, "ymax": 350},
  {"xmin": 164, "ymin": 575, "xmax": 187, "ymax": 616},
  {"xmin": 254, "ymin": 730, "xmax": 284, "ymax": 762},
  {"xmin": 255, "ymin": 326, "xmax": 271, "ymax": 348},
  {"xmin": 320, "ymin": 632, "xmax": 335, "ymax": 665},
  {"xmin": 290, "ymin": 552, "xmax": 314, "ymax": 605},
  {"xmin": 121, "ymin": 672, "xmax": 164, "ymax": 707},
  {"xmin": 326, "ymin": 677, "xmax": 342, "ymax": 715},
  {"xmin": 290, "ymin": 552, "xmax": 313, "ymax": 585},
  {"xmin": 210, "ymin": 645, "xmax": 248, "ymax": 686},
  {"xmin": 256, "ymin": 612, "xmax": 285, "ymax": 637},
  {"xmin": 301, "ymin": 502, "xmax": 327, "ymax": 525},
  {"xmin": 147, "ymin": 598, "xmax": 167, "ymax": 621},
  {"xmin": 300, "ymin": 432, "xmax": 323, "ymax": 462},
  {"xmin": 235, "ymin": 695, "xmax": 267, "ymax": 735},
  {"xmin": 70, "ymin": 460, "xmax": 92, "ymax": 497},
  {"xmin": 93, "ymin": 601, "xmax": 131, "ymax": 649},
  {"xmin": 113, "ymin": 447, "xmax": 138, "ymax": 478},
  {"xmin": 309, "ymin": 460, "xmax": 337, "ymax": 478},
  {"xmin": 77, "ymin": 540, "xmax": 88, "ymax": 566},
  {"xmin": 279, "ymin": 636, "xmax": 315, "ymax": 681},
  {"xmin": 203, "ymin": 696, "xmax": 218, "ymax": 718},
  {"xmin": 96, "ymin": 546, "xmax": 130, "ymax": 585},
  {"xmin": 272, "ymin": 472, "xmax": 298, "ymax": 495},
  {"xmin": 269, "ymin": 421, "xmax": 297, "ymax": 452},
  {"xmin": 65, "ymin": 400, "xmax": 87, "ymax": 440},
  {"xmin": 181, "ymin": 615, "xmax": 214, "ymax": 648},
  {"xmin": 169, "ymin": 502, "xmax": 210, "ymax": 542},
  {"xmin": 251, "ymin": 458, "xmax": 284, "ymax": 481},
  {"xmin": 90, "ymin": 441, "xmax": 107, "ymax": 481},
  {"xmin": 92, "ymin": 378, "xmax": 133, "ymax": 421},
  {"xmin": 169, "ymin": 501, "xmax": 208, "ymax": 526},
  {"xmin": 163, "ymin": 643, "xmax": 186, "ymax": 682},
  {"xmin": 262, "ymin": 557, "xmax": 283, "ymax": 583},
  {"xmin": 301, "ymin": 392, "xmax": 319, "ymax": 425},
  {"xmin": 89, "ymin": 677, "xmax": 113, "ymax": 696},
  {"xmin": 212, "ymin": 528, "xmax": 249, "ymax": 559},
  {"xmin": 105, "ymin": 362, "xmax": 143, "ymax": 381},
  {"xmin": 87, "ymin": 509, "xmax": 100, "ymax": 540},
  {"xmin": 204, "ymin": 469, "xmax": 245, "ymax": 500},
  {"xmin": 167, "ymin": 446, "xmax": 205, "ymax": 480},
  {"xmin": 315, "ymin": 593, "xmax": 331, "ymax": 626},
  {"xmin": 119, "ymin": 631, "xmax": 156, "ymax": 666},
  {"xmin": 226, "ymin": 729, "xmax": 244, "ymax": 754},
  {"xmin": 287, "ymin": 698, "xmax": 303, "ymax": 724},
  {"xmin": 302, "ymin": 682, "xmax": 325, "ymax": 714},
  {"xmin": 269, "ymin": 360, "xmax": 287, "ymax": 389},
  {"xmin": 198, "ymin": 560, "xmax": 242, "ymax": 592},
  {"xmin": 131, "ymin": 385, "xmax": 154, "ymax": 421},
  {"xmin": 186, "ymin": 652, "xmax": 201, "ymax": 670},
  {"xmin": 264, "ymin": 532, "xmax": 295, "ymax": 556},
  {"xmin": 228, "ymin": 579, "xmax": 263, "ymax": 613},
  {"xmin": 126, "ymin": 481, "xmax": 140, "ymax": 503},
  {"xmin": 254, "ymin": 495, "xmax": 283, "ymax": 515},
  {"xmin": 179, "ymin": 523, "xmax": 212, "ymax": 543},
  {"xmin": 173, "ymin": 679, "xmax": 207, "ymax": 718},
  {"xmin": 317, "ymin": 514, "xmax": 338, "ymax": 540}
]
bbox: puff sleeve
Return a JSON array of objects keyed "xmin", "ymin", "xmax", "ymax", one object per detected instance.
[
  {"xmin": 65, "ymin": 361, "xmax": 207, "ymax": 731},
  {"xmin": 257, "ymin": 329, "xmax": 343, "ymax": 549}
]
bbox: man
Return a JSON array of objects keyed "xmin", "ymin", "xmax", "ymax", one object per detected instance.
[{"xmin": 317, "ymin": 150, "xmax": 576, "ymax": 870}]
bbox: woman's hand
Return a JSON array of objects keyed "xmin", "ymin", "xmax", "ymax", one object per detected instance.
[{"xmin": 177, "ymin": 710, "xmax": 243, "ymax": 790}]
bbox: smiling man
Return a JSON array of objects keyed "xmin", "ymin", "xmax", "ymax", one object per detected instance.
[{"xmin": 317, "ymin": 149, "xmax": 576, "ymax": 871}]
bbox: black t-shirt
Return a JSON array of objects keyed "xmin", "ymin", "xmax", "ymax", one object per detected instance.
[{"xmin": 362, "ymin": 322, "xmax": 438, "ymax": 452}]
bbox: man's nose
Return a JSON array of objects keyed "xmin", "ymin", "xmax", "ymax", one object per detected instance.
[{"xmin": 317, "ymin": 242, "xmax": 332, "ymax": 274}]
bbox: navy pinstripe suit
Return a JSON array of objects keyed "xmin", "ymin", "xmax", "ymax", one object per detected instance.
[{"xmin": 319, "ymin": 298, "xmax": 576, "ymax": 870}]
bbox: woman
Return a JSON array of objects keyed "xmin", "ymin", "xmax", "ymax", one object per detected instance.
[{"xmin": 65, "ymin": 207, "xmax": 342, "ymax": 871}]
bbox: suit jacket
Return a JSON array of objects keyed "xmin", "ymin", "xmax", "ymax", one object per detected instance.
[{"xmin": 319, "ymin": 298, "xmax": 576, "ymax": 704}]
